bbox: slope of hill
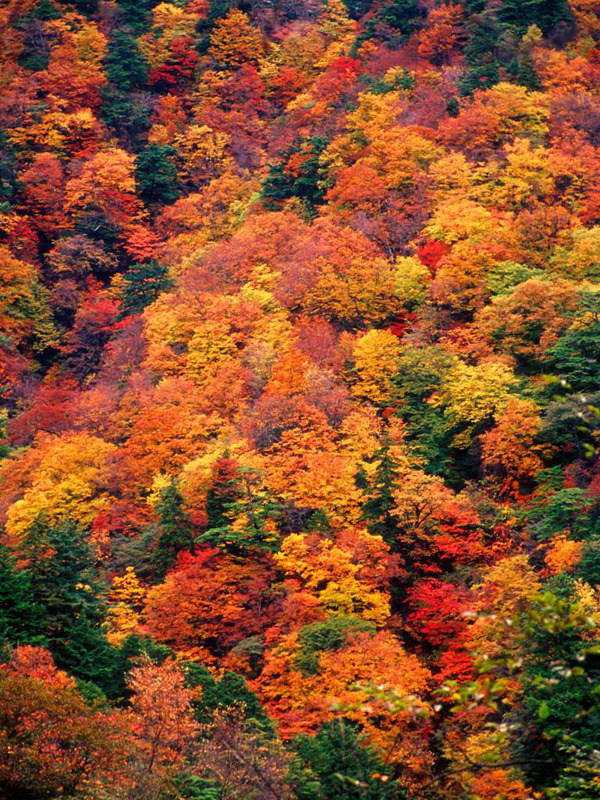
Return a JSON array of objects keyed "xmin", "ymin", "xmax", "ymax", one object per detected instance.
[{"xmin": 2, "ymin": 0, "xmax": 600, "ymax": 797}]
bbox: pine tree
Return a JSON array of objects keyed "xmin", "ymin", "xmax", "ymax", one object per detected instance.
[
  {"xmin": 516, "ymin": 50, "xmax": 542, "ymax": 90},
  {"xmin": 184, "ymin": 662, "xmax": 270, "ymax": 726},
  {"xmin": 101, "ymin": 32, "xmax": 150, "ymax": 147},
  {"xmin": 120, "ymin": 260, "xmax": 172, "ymax": 317},
  {"xmin": 262, "ymin": 137, "xmax": 329, "ymax": 217},
  {"xmin": 117, "ymin": 0, "xmax": 158, "ymax": 32},
  {"xmin": 204, "ymin": 456, "xmax": 242, "ymax": 531},
  {"xmin": 18, "ymin": 518, "xmax": 120, "ymax": 695},
  {"xmin": 544, "ymin": 296, "xmax": 600, "ymax": 393},
  {"xmin": 361, "ymin": 435, "xmax": 401, "ymax": 547},
  {"xmin": 155, "ymin": 482, "xmax": 195, "ymax": 577},
  {"xmin": 458, "ymin": 10, "xmax": 503, "ymax": 94},
  {"xmin": 135, "ymin": 144, "xmax": 180, "ymax": 206},
  {"xmin": 291, "ymin": 720, "xmax": 403, "ymax": 800},
  {"xmin": 33, "ymin": 0, "xmax": 62, "ymax": 20},
  {"xmin": 355, "ymin": 0, "xmax": 421, "ymax": 46},
  {"xmin": 0, "ymin": 545, "xmax": 46, "ymax": 649},
  {"xmin": 199, "ymin": 466, "xmax": 282, "ymax": 554},
  {"xmin": 104, "ymin": 32, "xmax": 149, "ymax": 92},
  {"xmin": 498, "ymin": 0, "xmax": 573, "ymax": 34}
]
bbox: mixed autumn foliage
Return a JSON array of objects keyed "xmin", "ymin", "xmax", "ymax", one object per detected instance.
[{"xmin": 3, "ymin": 0, "xmax": 600, "ymax": 797}]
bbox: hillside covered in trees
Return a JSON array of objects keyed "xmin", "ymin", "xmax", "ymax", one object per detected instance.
[{"xmin": 2, "ymin": 0, "xmax": 600, "ymax": 797}]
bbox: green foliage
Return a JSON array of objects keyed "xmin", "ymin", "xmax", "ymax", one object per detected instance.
[
  {"xmin": 356, "ymin": 0, "xmax": 422, "ymax": 46},
  {"xmin": 135, "ymin": 144, "xmax": 181, "ymax": 205},
  {"xmin": 295, "ymin": 615, "xmax": 376, "ymax": 676},
  {"xmin": 0, "ymin": 545, "xmax": 46, "ymax": 648},
  {"xmin": 458, "ymin": 10, "xmax": 504, "ymax": 94},
  {"xmin": 540, "ymin": 394, "xmax": 600, "ymax": 459},
  {"xmin": 360, "ymin": 68, "xmax": 416, "ymax": 95},
  {"xmin": 74, "ymin": 211, "xmax": 122, "ymax": 247},
  {"xmin": 262, "ymin": 137, "xmax": 329, "ymax": 217},
  {"xmin": 0, "ymin": 411, "xmax": 10, "ymax": 461},
  {"xmin": 198, "ymin": 466, "xmax": 282, "ymax": 554},
  {"xmin": 341, "ymin": 0, "xmax": 372, "ymax": 19},
  {"xmin": 575, "ymin": 540, "xmax": 600, "ymax": 586},
  {"xmin": 32, "ymin": 1, "xmax": 61, "ymax": 20},
  {"xmin": 116, "ymin": 0, "xmax": 159, "ymax": 32},
  {"xmin": 194, "ymin": 0, "xmax": 236, "ymax": 54},
  {"xmin": 524, "ymin": 478, "xmax": 600, "ymax": 541},
  {"xmin": 18, "ymin": 35, "xmax": 50, "ymax": 72},
  {"xmin": 0, "ymin": 130, "xmax": 19, "ymax": 203},
  {"xmin": 154, "ymin": 481, "xmax": 195, "ymax": 577},
  {"xmin": 515, "ymin": 590, "xmax": 600, "ymax": 792},
  {"xmin": 184, "ymin": 662, "xmax": 270, "ymax": 726},
  {"xmin": 204, "ymin": 459, "xmax": 241, "ymax": 531},
  {"xmin": 291, "ymin": 720, "xmax": 404, "ymax": 800},
  {"xmin": 120, "ymin": 260, "xmax": 172, "ymax": 317},
  {"xmin": 72, "ymin": 0, "xmax": 99, "ymax": 13},
  {"xmin": 17, "ymin": 519, "xmax": 121, "ymax": 696},
  {"xmin": 516, "ymin": 50, "xmax": 543, "ymax": 89},
  {"xmin": 446, "ymin": 96, "xmax": 460, "ymax": 116},
  {"xmin": 544, "ymin": 296, "xmax": 600, "ymax": 392},
  {"xmin": 498, "ymin": 0, "xmax": 573, "ymax": 34},
  {"xmin": 99, "ymin": 86, "xmax": 151, "ymax": 148},
  {"xmin": 172, "ymin": 775, "xmax": 223, "ymax": 800},
  {"xmin": 104, "ymin": 32, "xmax": 149, "ymax": 92},
  {"xmin": 391, "ymin": 346, "xmax": 454, "ymax": 477},
  {"xmin": 360, "ymin": 436, "xmax": 401, "ymax": 546},
  {"xmin": 486, "ymin": 262, "xmax": 545, "ymax": 295}
]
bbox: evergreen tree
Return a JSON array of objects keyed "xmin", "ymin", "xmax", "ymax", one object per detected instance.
[
  {"xmin": 516, "ymin": 50, "xmax": 542, "ymax": 89},
  {"xmin": 72, "ymin": 0, "xmax": 98, "ymax": 13},
  {"xmin": 390, "ymin": 347, "xmax": 454, "ymax": 479},
  {"xmin": 17, "ymin": 21, "xmax": 51, "ymax": 72},
  {"xmin": 0, "ymin": 130, "xmax": 19, "ymax": 204},
  {"xmin": 341, "ymin": 0, "xmax": 371, "ymax": 19},
  {"xmin": 120, "ymin": 260, "xmax": 172, "ymax": 317},
  {"xmin": 198, "ymin": 466, "xmax": 282, "ymax": 554},
  {"xmin": 458, "ymin": 10, "xmax": 504, "ymax": 94},
  {"xmin": 377, "ymin": 0, "xmax": 422, "ymax": 37},
  {"xmin": 515, "ymin": 590, "xmax": 600, "ymax": 793},
  {"xmin": 575, "ymin": 539, "xmax": 600, "ymax": 587},
  {"xmin": 204, "ymin": 457, "xmax": 243, "ymax": 531},
  {"xmin": 0, "ymin": 411, "xmax": 10, "ymax": 462},
  {"xmin": 498, "ymin": 0, "xmax": 573, "ymax": 34},
  {"xmin": 155, "ymin": 481, "xmax": 195, "ymax": 577},
  {"xmin": 18, "ymin": 518, "xmax": 120, "ymax": 695},
  {"xmin": 0, "ymin": 545, "xmax": 46, "ymax": 649},
  {"xmin": 295, "ymin": 615, "xmax": 376, "ymax": 675},
  {"xmin": 183, "ymin": 662, "xmax": 270, "ymax": 726},
  {"xmin": 355, "ymin": 0, "xmax": 421, "ymax": 46},
  {"xmin": 117, "ymin": 0, "xmax": 159, "ymax": 33},
  {"xmin": 194, "ymin": 0, "xmax": 236, "ymax": 55},
  {"xmin": 32, "ymin": 0, "xmax": 61, "ymax": 20},
  {"xmin": 99, "ymin": 86, "xmax": 151, "ymax": 150},
  {"xmin": 104, "ymin": 32, "xmax": 149, "ymax": 92},
  {"xmin": 100, "ymin": 32, "xmax": 150, "ymax": 147},
  {"xmin": 360, "ymin": 435, "xmax": 401, "ymax": 547},
  {"xmin": 135, "ymin": 144, "xmax": 181, "ymax": 206},
  {"xmin": 291, "ymin": 720, "xmax": 403, "ymax": 800},
  {"xmin": 545, "ymin": 296, "xmax": 600, "ymax": 393},
  {"xmin": 262, "ymin": 137, "xmax": 329, "ymax": 217}
]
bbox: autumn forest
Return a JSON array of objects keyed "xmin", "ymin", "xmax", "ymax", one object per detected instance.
[{"xmin": 1, "ymin": 0, "xmax": 600, "ymax": 796}]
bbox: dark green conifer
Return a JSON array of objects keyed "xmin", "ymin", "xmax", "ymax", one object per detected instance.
[
  {"xmin": 291, "ymin": 720, "xmax": 403, "ymax": 800},
  {"xmin": 155, "ymin": 481, "xmax": 195, "ymax": 577},
  {"xmin": 135, "ymin": 144, "xmax": 181, "ymax": 205},
  {"xmin": 120, "ymin": 260, "xmax": 172, "ymax": 317},
  {"xmin": 0, "ymin": 545, "xmax": 46, "ymax": 649},
  {"xmin": 18, "ymin": 518, "xmax": 120, "ymax": 695}
]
